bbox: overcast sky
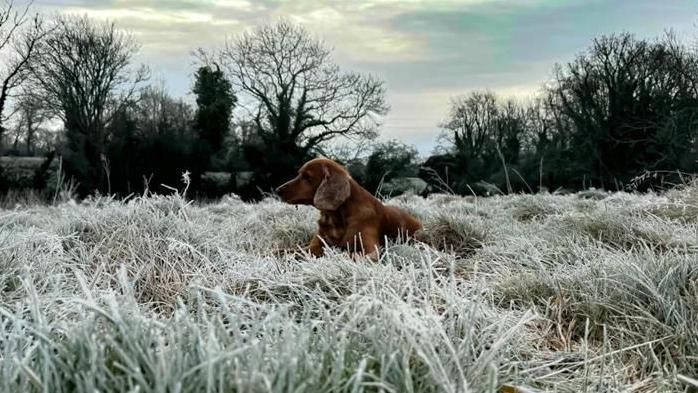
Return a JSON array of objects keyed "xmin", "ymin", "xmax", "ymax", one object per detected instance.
[{"xmin": 25, "ymin": 0, "xmax": 698, "ymax": 154}]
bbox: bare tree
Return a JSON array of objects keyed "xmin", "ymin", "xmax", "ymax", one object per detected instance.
[
  {"xmin": 0, "ymin": 0, "xmax": 46, "ymax": 151},
  {"xmin": 546, "ymin": 33, "xmax": 698, "ymax": 186},
  {"xmin": 441, "ymin": 91, "xmax": 499, "ymax": 159},
  {"xmin": 27, "ymin": 15, "xmax": 148, "ymax": 193},
  {"xmin": 11, "ymin": 88, "xmax": 49, "ymax": 155},
  {"xmin": 135, "ymin": 82, "xmax": 194, "ymax": 142},
  {"xmin": 215, "ymin": 21, "xmax": 388, "ymax": 157}
]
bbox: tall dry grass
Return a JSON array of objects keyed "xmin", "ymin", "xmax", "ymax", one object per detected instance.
[{"xmin": 1, "ymin": 184, "xmax": 697, "ymax": 392}]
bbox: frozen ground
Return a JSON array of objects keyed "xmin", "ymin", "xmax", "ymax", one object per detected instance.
[{"xmin": 1, "ymin": 185, "xmax": 697, "ymax": 392}]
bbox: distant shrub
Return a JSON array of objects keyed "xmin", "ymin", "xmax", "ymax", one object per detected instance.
[
  {"xmin": 380, "ymin": 176, "xmax": 429, "ymax": 197},
  {"xmin": 0, "ymin": 156, "xmax": 59, "ymax": 191},
  {"xmin": 200, "ymin": 171, "xmax": 233, "ymax": 197},
  {"xmin": 0, "ymin": 156, "xmax": 45, "ymax": 188}
]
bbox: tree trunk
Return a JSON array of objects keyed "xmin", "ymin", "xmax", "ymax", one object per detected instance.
[{"xmin": 26, "ymin": 117, "xmax": 35, "ymax": 156}]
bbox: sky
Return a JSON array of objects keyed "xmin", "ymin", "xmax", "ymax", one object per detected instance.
[{"xmin": 23, "ymin": 0, "xmax": 698, "ymax": 154}]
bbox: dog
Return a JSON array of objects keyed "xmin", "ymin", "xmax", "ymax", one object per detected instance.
[{"xmin": 276, "ymin": 158, "xmax": 422, "ymax": 258}]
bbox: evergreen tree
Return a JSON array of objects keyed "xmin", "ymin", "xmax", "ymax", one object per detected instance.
[{"xmin": 193, "ymin": 65, "xmax": 236, "ymax": 166}]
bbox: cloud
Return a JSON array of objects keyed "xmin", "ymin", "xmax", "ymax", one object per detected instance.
[
  {"xmin": 34, "ymin": 0, "xmax": 433, "ymax": 63},
  {"xmin": 211, "ymin": 0, "xmax": 258, "ymax": 12},
  {"xmin": 33, "ymin": 0, "xmax": 580, "ymax": 65},
  {"xmin": 287, "ymin": 5, "xmax": 427, "ymax": 62},
  {"xmin": 27, "ymin": 0, "xmax": 698, "ymax": 153}
]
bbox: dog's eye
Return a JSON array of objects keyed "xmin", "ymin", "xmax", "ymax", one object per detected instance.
[{"xmin": 301, "ymin": 173, "xmax": 310, "ymax": 181}]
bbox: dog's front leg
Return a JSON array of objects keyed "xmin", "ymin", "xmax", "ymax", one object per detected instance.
[
  {"xmin": 308, "ymin": 234, "xmax": 324, "ymax": 257},
  {"xmin": 342, "ymin": 226, "xmax": 380, "ymax": 261}
]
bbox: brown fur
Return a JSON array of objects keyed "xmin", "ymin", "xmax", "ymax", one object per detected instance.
[{"xmin": 276, "ymin": 158, "xmax": 423, "ymax": 258}]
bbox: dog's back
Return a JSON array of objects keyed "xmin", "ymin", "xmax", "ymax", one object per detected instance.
[{"xmin": 380, "ymin": 204, "xmax": 422, "ymax": 240}]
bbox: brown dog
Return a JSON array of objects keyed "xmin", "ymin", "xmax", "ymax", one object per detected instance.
[{"xmin": 276, "ymin": 158, "xmax": 423, "ymax": 258}]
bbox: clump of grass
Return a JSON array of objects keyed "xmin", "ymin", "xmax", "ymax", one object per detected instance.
[
  {"xmin": 228, "ymin": 200, "xmax": 317, "ymax": 255},
  {"xmin": 0, "ymin": 189, "xmax": 45, "ymax": 209},
  {"xmin": 51, "ymin": 200, "xmax": 220, "ymax": 312},
  {"xmin": 557, "ymin": 207, "xmax": 696, "ymax": 251},
  {"xmin": 418, "ymin": 212, "xmax": 489, "ymax": 257},
  {"xmin": 508, "ymin": 194, "xmax": 562, "ymax": 222},
  {"xmin": 497, "ymin": 246, "xmax": 698, "ymax": 380},
  {"xmin": 646, "ymin": 181, "xmax": 698, "ymax": 223}
]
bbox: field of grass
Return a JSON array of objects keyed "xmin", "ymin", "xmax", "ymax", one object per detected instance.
[{"xmin": 1, "ymin": 185, "xmax": 697, "ymax": 392}]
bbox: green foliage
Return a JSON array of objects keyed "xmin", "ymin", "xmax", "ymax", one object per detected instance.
[
  {"xmin": 363, "ymin": 140, "xmax": 419, "ymax": 194},
  {"xmin": 0, "ymin": 156, "xmax": 53, "ymax": 189},
  {"xmin": 32, "ymin": 151, "xmax": 56, "ymax": 190},
  {"xmin": 105, "ymin": 91, "xmax": 196, "ymax": 196},
  {"xmin": 193, "ymin": 65, "xmax": 236, "ymax": 158},
  {"xmin": 0, "ymin": 160, "xmax": 6, "ymax": 194},
  {"xmin": 199, "ymin": 171, "xmax": 234, "ymax": 197},
  {"xmin": 381, "ymin": 177, "xmax": 429, "ymax": 196}
]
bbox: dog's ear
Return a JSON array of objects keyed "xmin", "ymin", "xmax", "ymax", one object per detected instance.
[{"xmin": 314, "ymin": 165, "xmax": 350, "ymax": 210}]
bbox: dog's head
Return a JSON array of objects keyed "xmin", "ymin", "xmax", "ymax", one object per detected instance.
[{"xmin": 276, "ymin": 158, "xmax": 351, "ymax": 211}]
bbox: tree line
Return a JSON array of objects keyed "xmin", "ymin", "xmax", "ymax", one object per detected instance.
[{"xmin": 1, "ymin": 2, "xmax": 697, "ymax": 200}]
